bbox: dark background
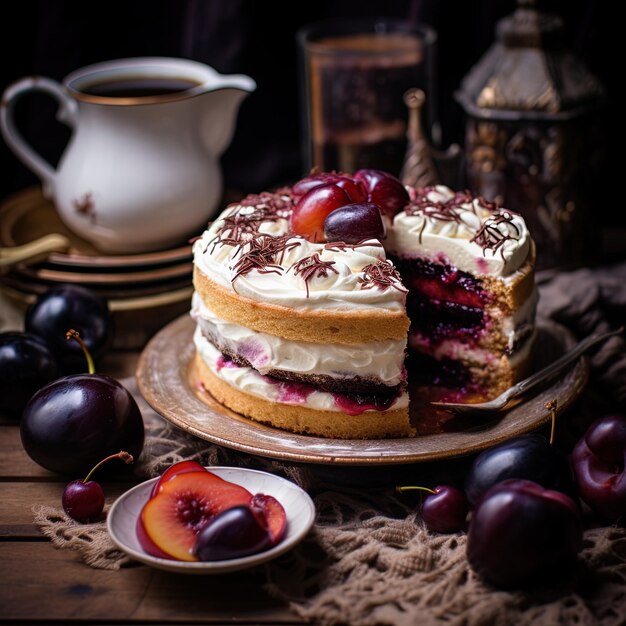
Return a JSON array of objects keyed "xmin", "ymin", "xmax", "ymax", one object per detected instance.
[{"xmin": 0, "ymin": 0, "xmax": 621, "ymax": 260}]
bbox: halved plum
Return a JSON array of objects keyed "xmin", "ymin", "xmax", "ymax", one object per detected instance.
[
  {"xmin": 139, "ymin": 471, "xmax": 253, "ymax": 561},
  {"xmin": 135, "ymin": 515, "xmax": 175, "ymax": 560},
  {"xmin": 150, "ymin": 460, "xmax": 211, "ymax": 497},
  {"xmin": 251, "ymin": 493, "xmax": 287, "ymax": 545},
  {"xmin": 290, "ymin": 183, "xmax": 351, "ymax": 242}
]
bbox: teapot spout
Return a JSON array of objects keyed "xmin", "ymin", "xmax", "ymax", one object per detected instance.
[{"xmin": 200, "ymin": 74, "xmax": 256, "ymax": 157}]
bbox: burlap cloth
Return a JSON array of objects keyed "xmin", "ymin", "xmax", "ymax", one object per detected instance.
[{"xmin": 34, "ymin": 264, "xmax": 626, "ymax": 626}]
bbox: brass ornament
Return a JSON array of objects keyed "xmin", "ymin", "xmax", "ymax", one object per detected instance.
[{"xmin": 456, "ymin": 0, "xmax": 606, "ymax": 269}]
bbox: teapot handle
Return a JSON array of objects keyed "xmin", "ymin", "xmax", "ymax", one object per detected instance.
[{"xmin": 0, "ymin": 77, "xmax": 78, "ymax": 197}]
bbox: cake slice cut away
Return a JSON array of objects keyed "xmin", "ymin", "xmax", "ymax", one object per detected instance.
[{"xmin": 386, "ymin": 186, "xmax": 536, "ymax": 399}]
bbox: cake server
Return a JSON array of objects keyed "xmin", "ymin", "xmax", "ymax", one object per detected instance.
[{"xmin": 430, "ymin": 327, "xmax": 623, "ymax": 415}]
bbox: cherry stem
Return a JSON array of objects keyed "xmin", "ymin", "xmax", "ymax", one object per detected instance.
[
  {"xmin": 395, "ymin": 485, "xmax": 436, "ymax": 495},
  {"xmin": 83, "ymin": 451, "xmax": 134, "ymax": 483},
  {"xmin": 546, "ymin": 399, "xmax": 557, "ymax": 446},
  {"xmin": 66, "ymin": 329, "xmax": 95, "ymax": 374}
]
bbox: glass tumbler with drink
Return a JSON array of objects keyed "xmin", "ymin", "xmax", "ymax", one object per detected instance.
[{"xmin": 298, "ymin": 18, "xmax": 437, "ymax": 177}]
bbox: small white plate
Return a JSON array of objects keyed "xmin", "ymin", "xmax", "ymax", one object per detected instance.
[{"xmin": 107, "ymin": 466, "xmax": 316, "ymax": 574}]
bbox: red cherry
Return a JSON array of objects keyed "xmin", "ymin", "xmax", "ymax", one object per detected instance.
[
  {"xmin": 421, "ymin": 485, "xmax": 468, "ymax": 533},
  {"xmin": 62, "ymin": 450, "xmax": 134, "ymax": 523},
  {"xmin": 354, "ymin": 169, "xmax": 409, "ymax": 218},
  {"xmin": 396, "ymin": 484, "xmax": 468, "ymax": 533},
  {"xmin": 62, "ymin": 480, "xmax": 105, "ymax": 523},
  {"xmin": 290, "ymin": 183, "xmax": 351, "ymax": 242}
]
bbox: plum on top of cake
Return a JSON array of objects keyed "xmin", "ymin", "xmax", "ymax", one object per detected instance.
[{"xmin": 191, "ymin": 170, "xmax": 536, "ymax": 439}]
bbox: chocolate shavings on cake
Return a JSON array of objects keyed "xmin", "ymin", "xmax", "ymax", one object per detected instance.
[
  {"xmin": 207, "ymin": 205, "xmax": 282, "ymax": 252},
  {"xmin": 360, "ymin": 261, "xmax": 406, "ymax": 292},
  {"xmin": 324, "ymin": 240, "xmax": 384, "ymax": 252},
  {"xmin": 406, "ymin": 189, "xmax": 500, "ymax": 244},
  {"xmin": 230, "ymin": 234, "xmax": 301, "ymax": 283},
  {"xmin": 471, "ymin": 211, "xmax": 521, "ymax": 259},
  {"xmin": 206, "ymin": 189, "xmax": 293, "ymax": 253},
  {"xmin": 239, "ymin": 188, "xmax": 293, "ymax": 218},
  {"xmin": 290, "ymin": 253, "xmax": 338, "ymax": 298}
]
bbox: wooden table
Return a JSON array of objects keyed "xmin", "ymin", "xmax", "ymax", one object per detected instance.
[{"xmin": 0, "ymin": 347, "xmax": 304, "ymax": 624}]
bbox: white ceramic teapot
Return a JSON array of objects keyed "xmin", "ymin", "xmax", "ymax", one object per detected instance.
[{"xmin": 0, "ymin": 57, "xmax": 255, "ymax": 253}]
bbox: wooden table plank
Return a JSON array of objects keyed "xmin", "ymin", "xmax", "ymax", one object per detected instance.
[
  {"xmin": 0, "ymin": 424, "xmax": 153, "ymax": 482},
  {"xmin": 0, "ymin": 425, "xmax": 56, "ymax": 479},
  {"xmin": 0, "ymin": 543, "xmax": 302, "ymax": 623},
  {"xmin": 0, "ymin": 482, "xmax": 134, "ymax": 537}
]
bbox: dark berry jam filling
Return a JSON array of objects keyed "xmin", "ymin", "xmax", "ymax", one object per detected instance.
[
  {"xmin": 407, "ymin": 294, "xmax": 486, "ymax": 341},
  {"xmin": 393, "ymin": 256, "xmax": 489, "ymax": 309},
  {"xmin": 332, "ymin": 391, "xmax": 396, "ymax": 416},
  {"xmin": 216, "ymin": 354, "xmax": 239, "ymax": 370},
  {"xmin": 407, "ymin": 352, "xmax": 472, "ymax": 388},
  {"xmin": 215, "ymin": 351, "xmax": 400, "ymax": 415}
]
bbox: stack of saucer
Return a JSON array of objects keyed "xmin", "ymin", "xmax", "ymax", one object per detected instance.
[{"xmin": 0, "ymin": 188, "xmax": 194, "ymax": 348}]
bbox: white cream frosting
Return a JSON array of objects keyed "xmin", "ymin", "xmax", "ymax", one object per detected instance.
[
  {"xmin": 194, "ymin": 327, "xmax": 409, "ymax": 413},
  {"xmin": 387, "ymin": 185, "xmax": 531, "ymax": 277},
  {"xmin": 191, "ymin": 293, "xmax": 405, "ymax": 386},
  {"xmin": 500, "ymin": 287, "xmax": 538, "ymax": 351},
  {"xmin": 193, "ymin": 202, "xmax": 406, "ymax": 312}
]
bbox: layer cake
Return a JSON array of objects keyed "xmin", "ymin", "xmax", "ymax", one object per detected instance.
[{"xmin": 190, "ymin": 174, "xmax": 536, "ymax": 438}]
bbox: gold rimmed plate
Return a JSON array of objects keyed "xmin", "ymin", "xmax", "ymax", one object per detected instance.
[
  {"xmin": 12, "ymin": 261, "xmax": 192, "ymax": 286},
  {"xmin": 137, "ymin": 315, "xmax": 588, "ymax": 466},
  {"xmin": 0, "ymin": 272, "xmax": 193, "ymax": 301}
]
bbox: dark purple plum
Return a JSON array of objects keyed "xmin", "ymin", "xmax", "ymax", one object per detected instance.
[
  {"xmin": 467, "ymin": 479, "xmax": 583, "ymax": 588},
  {"xmin": 192, "ymin": 505, "xmax": 272, "ymax": 561},
  {"xmin": 354, "ymin": 169, "xmax": 409, "ymax": 218},
  {"xmin": 0, "ymin": 332, "xmax": 61, "ymax": 416},
  {"xmin": 21, "ymin": 374, "xmax": 144, "ymax": 475},
  {"xmin": 25, "ymin": 285, "xmax": 112, "ymax": 370},
  {"xmin": 465, "ymin": 433, "xmax": 575, "ymax": 506},
  {"xmin": 572, "ymin": 414, "xmax": 626, "ymax": 520},
  {"xmin": 323, "ymin": 203, "xmax": 385, "ymax": 244}
]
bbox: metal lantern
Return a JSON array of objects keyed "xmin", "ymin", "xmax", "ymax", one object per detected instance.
[{"xmin": 456, "ymin": 0, "xmax": 605, "ymax": 269}]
